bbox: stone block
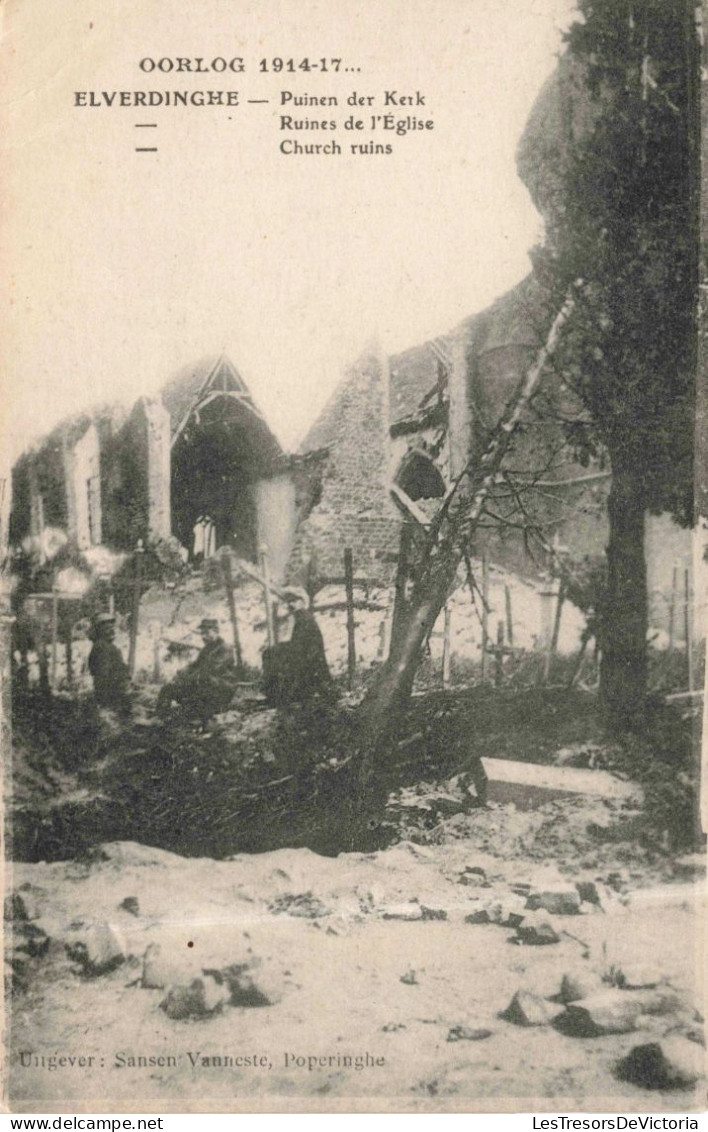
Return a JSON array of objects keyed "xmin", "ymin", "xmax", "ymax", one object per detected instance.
[
  {"xmin": 160, "ymin": 976, "xmax": 228, "ymax": 1020},
  {"xmin": 66, "ymin": 923, "xmax": 127, "ymax": 975},
  {"xmin": 499, "ymin": 896, "xmax": 528, "ymax": 927},
  {"xmin": 500, "ymin": 990, "xmax": 564, "ymax": 1027},
  {"xmin": 220, "ymin": 962, "xmax": 280, "ymax": 1007},
  {"xmin": 575, "ymin": 880, "xmax": 600, "ymax": 905},
  {"xmin": 559, "ymin": 988, "xmax": 684, "ymax": 1037},
  {"xmin": 615, "ymin": 1037, "xmax": 703, "ymax": 1090},
  {"xmin": 526, "ymin": 888, "xmax": 581, "ymax": 915},
  {"xmin": 142, "ymin": 942, "xmax": 198, "ymax": 989},
  {"xmin": 559, "ymin": 970, "xmax": 605, "ymax": 1004},
  {"xmin": 12, "ymin": 921, "xmax": 50, "ymax": 959},
  {"xmin": 4, "ymin": 889, "xmax": 41, "ymax": 922},
  {"xmin": 515, "ymin": 915, "xmax": 560, "ymax": 946},
  {"xmin": 447, "ymin": 1025, "xmax": 492, "ymax": 1042},
  {"xmin": 464, "ymin": 903, "xmax": 492, "ymax": 925},
  {"xmin": 420, "ymin": 905, "xmax": 448, "ymax": 921},
  {"xmin": 612, "ymin": 964, "xmax": 665, "ymax": 990},
  {"xmin": 381, "ymin": 903, "xmax": 424, "ymax": 922}
]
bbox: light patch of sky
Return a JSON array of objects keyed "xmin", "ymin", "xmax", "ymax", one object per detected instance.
[{"xmin": 1, "ymin": 0, "xmax": 577, "ymax": 459}]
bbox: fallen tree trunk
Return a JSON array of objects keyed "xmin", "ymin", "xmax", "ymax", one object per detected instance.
[{"xmin": 349, "ymin": 295, "xmax": 575, "ymax": 811}]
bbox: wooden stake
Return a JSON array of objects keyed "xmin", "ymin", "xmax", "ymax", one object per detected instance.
[
  {"xmin": 667, "ymin": 564, "xmax": 677, "ymax": 654},
  {"xmin": 442, "ymin": 602, "xmax": 452, "ymax": 688},
  {"xmin": 567, "ymin": 636, "xmax": 588, "ymax": 688},
  {"xmin": 152, "ymin": 634, "xmax": 162, "ymax": 682},
  {"xmin": 127, "ymin": 540, "xmax": 144, "ymax": 678},
  {"xmin": 391, "ymin": 524, "xmax": 413, "ymax": 654},
  {"xmin": 35, "ymin": 619, "xmax": 49, "ymax": 695},
  {"xmin": 344, "ymin": 547, "xmax": 356, "ymax": 690},
  {"xmin": 221, "ymin": 555, "xmax": 244, "ymax": 669},
  {"xmin": 685, "ymin": 568, "xmax": 693, "ymax": 694},
  {"xmin": 259, "ymin": 545, "xmax": 275, "ymax": 648},
  {"xmin": 543, "ymin": 577, "xmax": 565, "ymax": 685},
  {"xmin": 65, "ymin": 628, "xmax": 73, "ymax": 688},
  {"xmin": 505, "ymin": 584, "xmax": 514, "ymax": 647},
  {"xmin": 480, "ymin": 551, "xmax": 489, "ymax": 682},
  {"xmin": 494, "ymin": 620, "xmax": 504, "ymax": 688},
  {"xmin": 50, "ymin": 587, "xmax": 59, "ymax": 691}
]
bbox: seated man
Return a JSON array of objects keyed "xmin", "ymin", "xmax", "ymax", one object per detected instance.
[
  {"xmin": 88, "ymin": 613, "xmax": 132, "ymax": 718},
  {"xmin": 156, "ymin": 618, "xmax": 236, "ymax": 723}
]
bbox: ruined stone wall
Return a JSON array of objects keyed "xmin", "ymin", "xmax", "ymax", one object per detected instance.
[
  {"xmin": 99, "ymin": 398, "xmax": 171, "ymax": 551},
  {"xmin": 142, "ymin": 398, "xmax": 171, "ymax": 542},
  {"xmin": 288, "ymin": 344, "xmax": 401, "ymax": 586},
  {"xmin": 464, "ymin": 341, "xmax": 610, "ymax": 577},
  {"xmin": 253, "ymin": 473, "xmax": 297, "ymax": 583},
  {"xmin": 70, "ymin": 423, "xmax": 101, "ymax": 549},
  {"xmin": 104, "ymin": 408, "xmax": 152, "ymax": 549}
]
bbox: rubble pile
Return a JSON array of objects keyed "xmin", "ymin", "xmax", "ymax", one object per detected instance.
[{"xmin": 5, "ymin": 838, "xmax": 704, "ymax": 1103}]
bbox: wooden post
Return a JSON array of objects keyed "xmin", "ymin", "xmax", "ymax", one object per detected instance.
[
  {"xmin": 442, "ymin": 602, "xmax": 452, "ymax": 688},
  {"xmin": 152, "ymin": 634, "xmax": 162, "ymax": 683},
  {"xmin": 108, "ymin": 590, "xmax": 115, "ymax": 617},
  {"xmin": 259, "ymin": 544, "xmax": 275, "ymax": 648},
  {"xmin": 344, "ymin": 547, "xmax": 356, "ymax": 690},
  {"xmin": 221, "ymin": 555, "xmax": 244, "ymax": 669},
  {"xmin": 127, "ymin": 540, "xmax": 144, "ymax": 678},
  {"xmin": 0, "ymin": 582, "xmax": 13, "ymax": 764},
  {"xmin": 685, "ymin": 568, "xmax": 694, "ymax": 694},
  {"xmin": 36, "ymin": 619, "xmax": 50, "ymax": 695},
  {"xmin": 667, "ymin": 564, "xmax": 677, "ymax": 654},
  {"xmin": 494, "ymin": 620, "xmax": 504, "ymax": 688},
  {"xmin": 50, "ymin": 587, "xmax": 59, "ymax": 691},
  {"xmin": 505, "ymin": 584, "xmax": 514, "ymax": 647},
  {"xmin": 391, "ymin": 524, "xmax": 413, "ymax": 654},
  {"xmin": 567, "ymin": 636, "xmax": 589, "ymax": 689},
  {"xmin": 480, "ymin": 551, "xmax": 489, "ymax": 682},
  {"xmin": 65, "ymin": 627, "xmax": 74, "ymax": 688},
  {"xmin": 543, "ymin": 577, "xmax": 565, "ymax": 684}
]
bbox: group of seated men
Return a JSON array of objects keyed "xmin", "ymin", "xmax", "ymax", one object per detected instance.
[{"xmin": 88, "ymin": 589, "xmax": 333, "ymax": 725}]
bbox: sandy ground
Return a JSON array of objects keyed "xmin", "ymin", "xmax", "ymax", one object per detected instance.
[{"xmin": 5, "ymin": 803, "xmax": 706, "ymax": 1114}]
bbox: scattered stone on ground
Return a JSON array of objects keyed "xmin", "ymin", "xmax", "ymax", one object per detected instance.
[
  {"xmin": 615, "ymin": 1037, "xmax": 704, "ymax": 1090},
  {"xmin": 526, "ymin": 887, "xmax": 581, "ymax": 915},
  {"xmin": 11, "ymin": 921, "xmax": 50, "ymax": 960},
  {"xmin": 558, "ymin": 988, "xmax": 687, "ymax": 1037},
  {"xmin": 268, "ymin": 892, "xmax": 331, "ymax": 918},
  {"xmin": 575, "ymin": 880, "xmax": 601, "ymax": 905},
  {"xmin": 65, "ymin": 923, "xmax": 127, "ymax": 976},
  {"xmin": 6, "ymin": 686, "xmax": 704, "ymax": 1111},
  {"xmin": 447, "ymin": 1025, "xmax": 493, "ymax": 1042},
  {"xmin": 464, "ymin": 903, "xmax": 493, "ymax": 925},
  {"xmin": 142, "ymin": 942, "xmax": 198, "ymax": 990},
  {"xmin": 5, "ymin": 889, "xmax": 42, "ymax": 922},
  {"xmin": 559, "ymin": 969, "xmax": 605, "ymax": 1003},
  {"xmin": 160, "ymin": 975, "xmax": 229, "ymax": 1020},
  {"xmin": 220, "ymin": 961, "xmax": 281, "ymax": 1007},
  {"xmin": 457, "ymin": 866, "xmax": 488, "ymax": 887},
  {"xmin": 609, "ymin": 964, "xmax": 665, "ymax": 990},
  {"xmin": 381, "ymin": 903, "xmax": 424, "ymax": 922},
  {"xmin": 514, "ymin": 914, "xmax": 561, "ymax": 946},
  {"xmin": 500, "ymin": 990, "xmax": 565, "ymax": 1028}
]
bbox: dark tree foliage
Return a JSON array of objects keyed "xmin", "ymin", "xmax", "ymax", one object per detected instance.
[{"xmin": 537, "ymin": 0, "xmax": 697, "ymax": 725}]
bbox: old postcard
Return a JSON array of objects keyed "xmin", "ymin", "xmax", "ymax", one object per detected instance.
[{"xmin": 1, "ymin": 0, "xmax": 705, "ymax": 1115}]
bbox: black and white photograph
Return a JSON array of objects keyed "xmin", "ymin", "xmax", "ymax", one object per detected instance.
[{"xmin": 0, "ymin": 0, "xmax": 705, "ymax": 1115}]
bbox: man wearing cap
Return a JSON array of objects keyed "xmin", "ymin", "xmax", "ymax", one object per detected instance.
[
  {"xmin": 156, "ymin": 617, "xmax": 236, "ymax": 723},
  {"xmin": 88, "ymin": 613, "xmax": 132, "ymax": 718}
]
